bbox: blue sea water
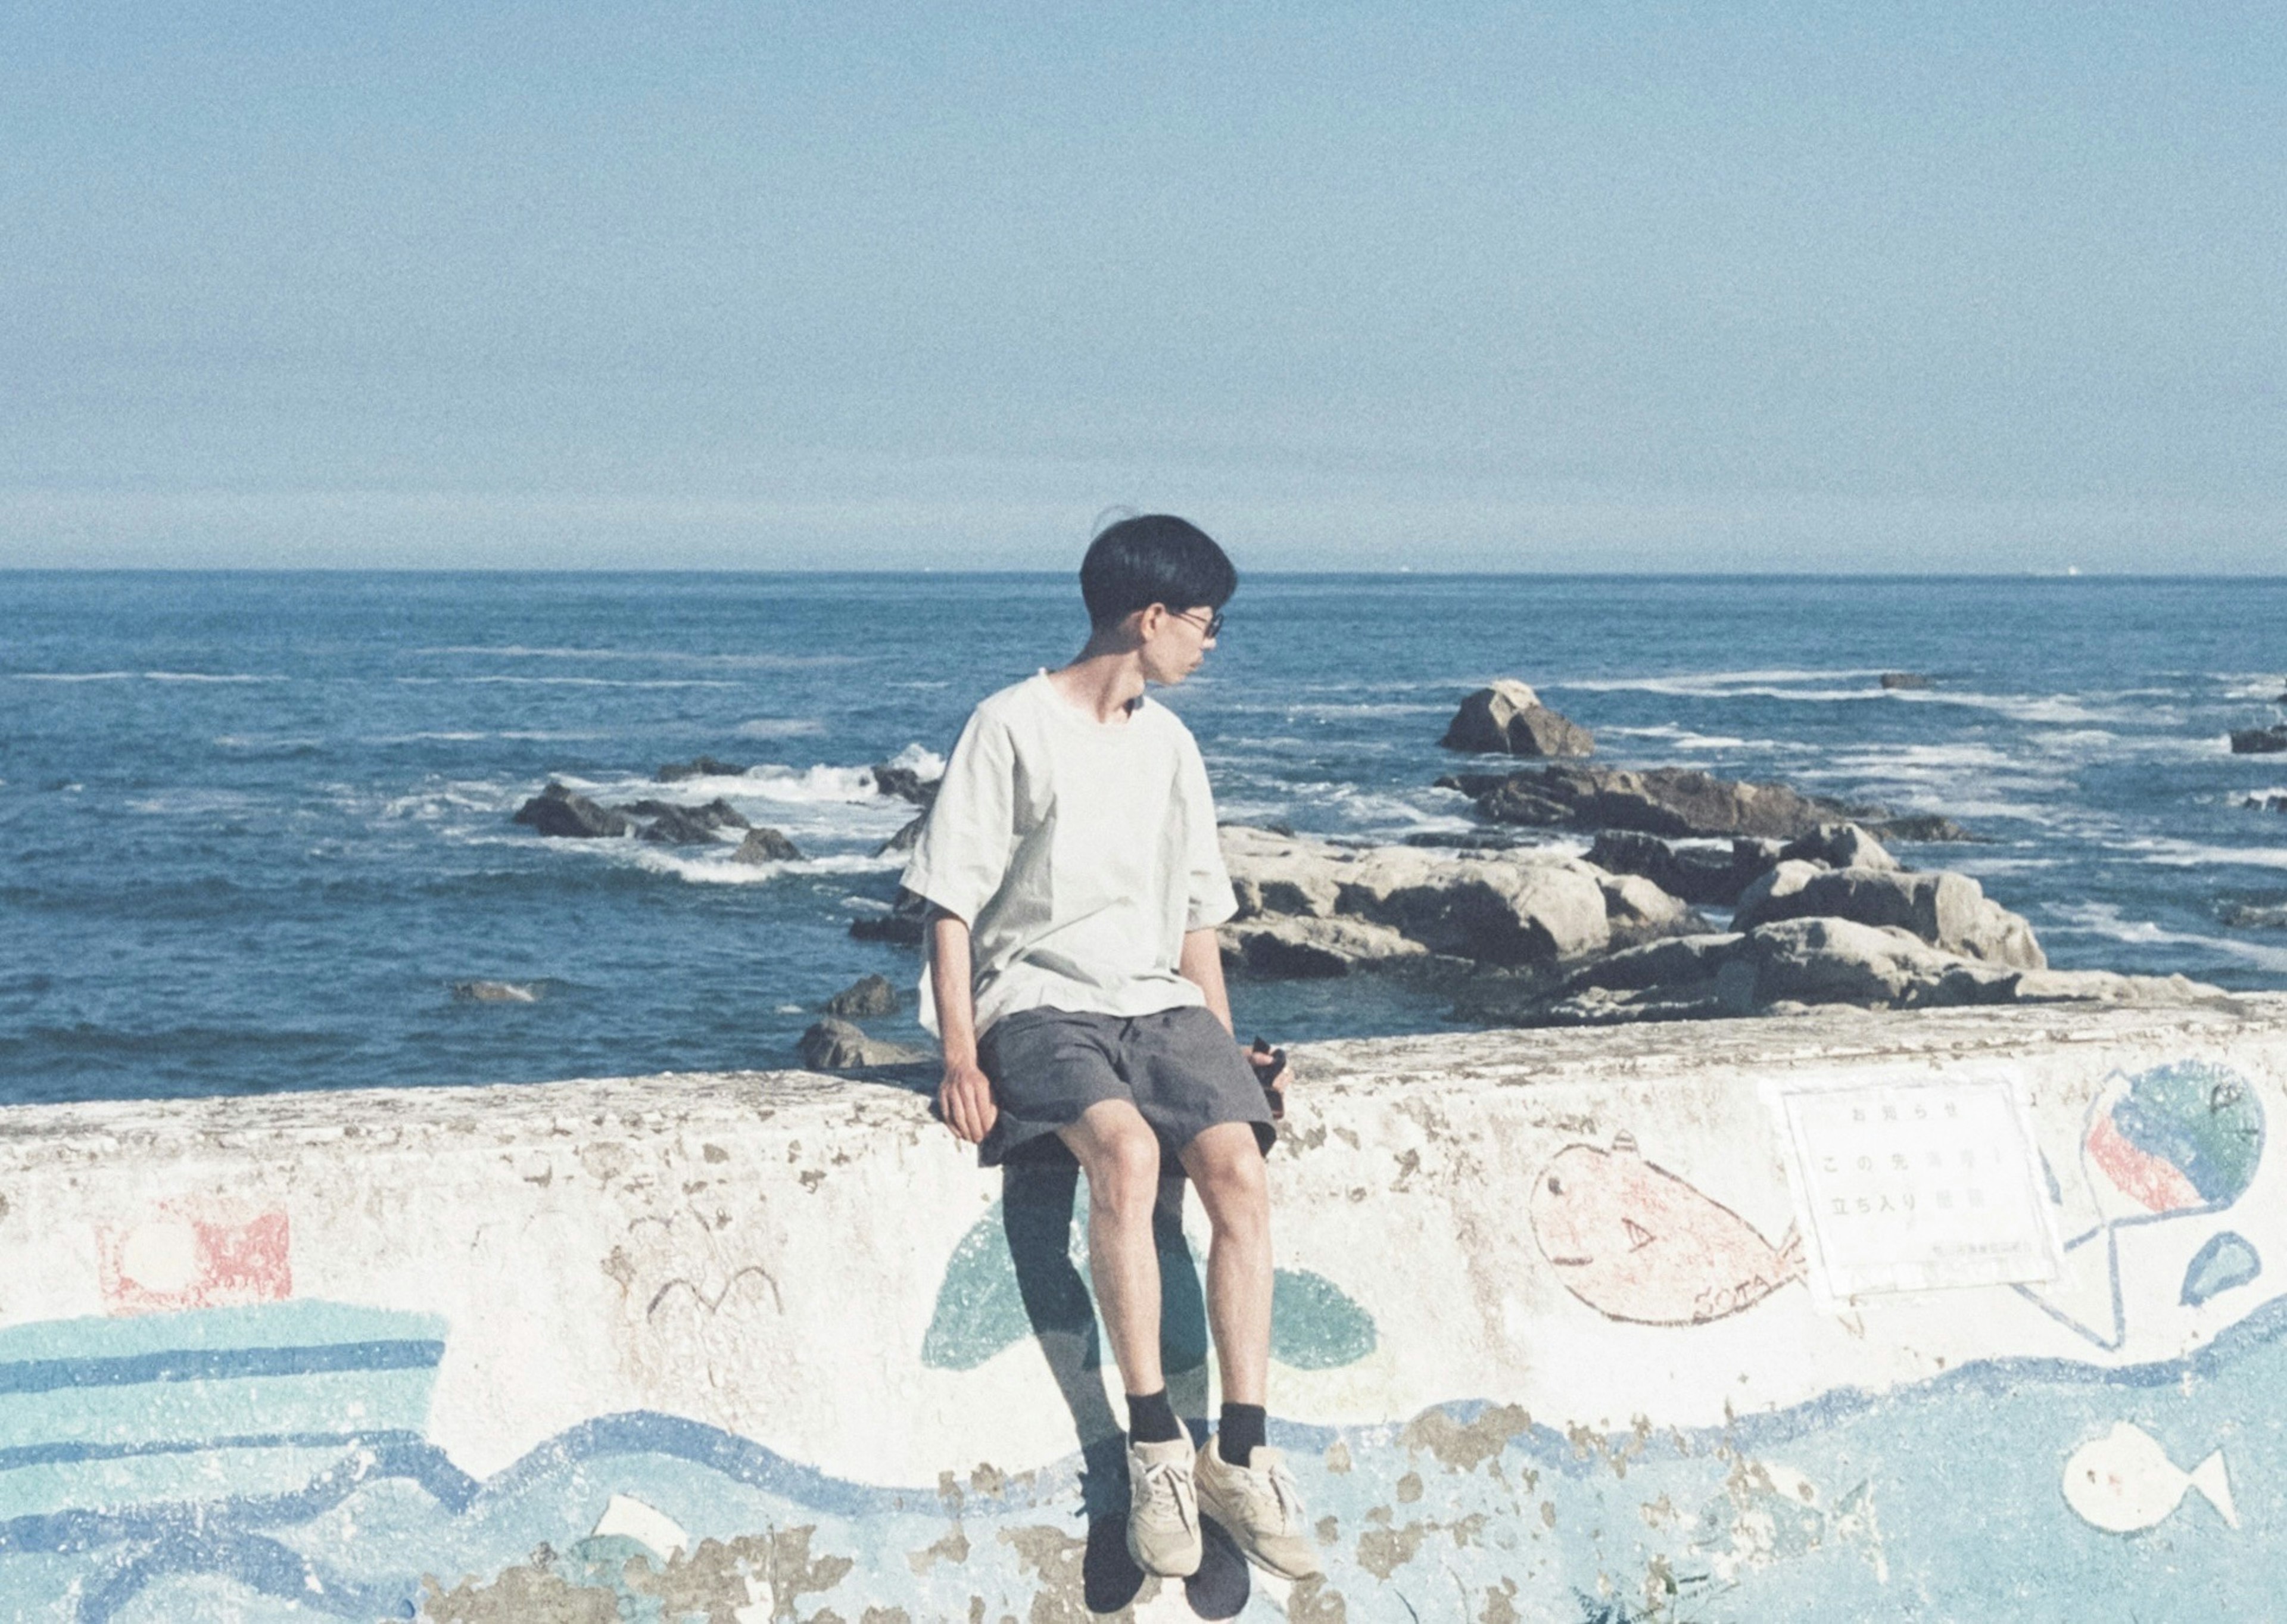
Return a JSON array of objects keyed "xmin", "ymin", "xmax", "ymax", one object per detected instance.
[{"xmin": 4, "ymin": 571, "xmax": 2285, "ymax": 1105}]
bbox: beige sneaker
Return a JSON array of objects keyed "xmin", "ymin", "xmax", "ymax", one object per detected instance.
[
  {"xmin": 1194, "ymin": 1443, "xmax": 1322, "ymax": 1579},
  {"xmin": 1125, "ymin": 1435, "xmax": 1204, "ymax": 1577}
]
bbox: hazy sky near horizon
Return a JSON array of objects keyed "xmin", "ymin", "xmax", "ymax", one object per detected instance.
[{"xmin": 2, "ymin": 3, "xmax": 2281, "ymax": 571}]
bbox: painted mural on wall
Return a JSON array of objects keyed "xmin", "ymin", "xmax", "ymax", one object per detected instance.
[
  {"xmin": 2018, "ymin": 1061, "xmax": 2268, "ymax": 1350},
  {"xmin": 1529, "ymin": 1131, "xmax": 1806, "ymax": 1326},
  {"xmin": 2, "ymin": 1055, "xmax": 2283, "ymax": 1621}
]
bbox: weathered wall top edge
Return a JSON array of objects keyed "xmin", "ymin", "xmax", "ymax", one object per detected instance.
[{"xmin": 3, "ymin": 995, "xmax": 2281, "ymax": 1154}]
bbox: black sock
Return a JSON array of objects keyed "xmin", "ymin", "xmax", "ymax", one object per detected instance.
[
  {"xmin": 1218, "ymin": 1402, "xmax": 1267, "ymax": 1466},
  {"xmin": 1126, "ymin": 1389, "xmax": 1180, "ymax": 1445}
]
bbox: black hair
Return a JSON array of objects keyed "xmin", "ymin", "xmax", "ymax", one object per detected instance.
[{"xmin": 1079, "ymin": 514, "xmax": 1238, "ymax": 628}]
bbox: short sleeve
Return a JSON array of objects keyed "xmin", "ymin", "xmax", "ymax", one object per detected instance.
[
  {"xmin": 900, "ymin": 707, "xmax": 1018, "ymax": 924},
  {"xmin": 1177, "ymin": 732, "xmax": 1239, "ymax": 931}
]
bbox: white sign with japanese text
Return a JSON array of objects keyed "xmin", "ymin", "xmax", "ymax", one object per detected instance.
[{"xmin": 1775, "ymin": 1076, "xmax": 2061, "ymax": 1298}]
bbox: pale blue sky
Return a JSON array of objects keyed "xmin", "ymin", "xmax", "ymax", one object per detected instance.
[{"xmin": 2, "ymin": 2, "xmax": 2280, "ymax": 569}]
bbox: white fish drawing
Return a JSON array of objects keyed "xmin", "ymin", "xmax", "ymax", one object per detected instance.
[
  {"xmin": 2061, "ymin": 1422, "xmax": 2238, "ymax": 1533},
  {"xmin": 593, "ymin": 1492, "xmax": 692, "ymax": 1559}
]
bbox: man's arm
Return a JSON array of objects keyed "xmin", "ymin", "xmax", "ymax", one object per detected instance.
[
  {"xmin": 930, "ymin": 909, "xmax": 998, "ymax": 1143},
  {"xmin": 1178, "ymin": 927, "xmax": 1235, "ymax": 1034}
]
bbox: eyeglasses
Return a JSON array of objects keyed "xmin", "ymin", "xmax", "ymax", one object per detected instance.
[{"xmin": 1170, "ymin": 606, "xmax": 1224, "ymax": 639}]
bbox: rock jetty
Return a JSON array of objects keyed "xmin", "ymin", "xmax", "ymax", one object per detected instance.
[{"xmin": 1216, "ymin": 822, "xmax": 2211, "ymax": 1027}]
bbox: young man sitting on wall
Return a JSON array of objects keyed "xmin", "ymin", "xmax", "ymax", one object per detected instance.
[{"xmin": 901, "ymin": 514, "xmax": 1321, "ymax": 1582}]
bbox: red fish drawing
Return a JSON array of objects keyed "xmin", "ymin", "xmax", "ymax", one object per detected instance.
[{"xmin": 1530, "ymin": 1132, "xmax": 1805, "ymax": 1326}]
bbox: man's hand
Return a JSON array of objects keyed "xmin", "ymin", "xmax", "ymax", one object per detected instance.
[{"xmin": 940, "ymin": 1058, "xmax": 999, "ymax": 1144}]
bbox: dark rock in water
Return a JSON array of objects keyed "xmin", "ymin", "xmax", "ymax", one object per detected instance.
[
  {"xmin": 2230, "ymin": 726, "xmax": 2287, "ymax": 755},
  {"xmin": 799, "ymin": 1017, "xmax": 927, "ymax": 1070},
  {"xmin": 2223, "ymin": 902, "xmax": 2287, "ymax": 930},
  {"xmin": 2245, "ymin": 794, "xmax": 2287, "ymax": 815},
  {"xmin": 1585, "ymin": 831, "xmax": 1780, "ymax": 907},
  {"xmin": 849, "ymin": 887, "xmax": 928, "ymax": 945},
  {"xmin": 731, "ymin": 827, "xmax": 802, "ymax": 864},
  {"xmin": 656, "ymin": 755, "xmax": 747, "ymax": 782},
  {"xmin": 870, "ymin": 762, "xmax": 942, "ymax": 806},
  {"xmin": 1442, "ymin": 764, "xmax": 1852, "ymax": 841},
  {"xmin": 825, "ymin": 972, "xmax": 899, "ymax": 1018},
  {"xmin": 2180, "ymin": 1231, "xmax": 2261, "ymax": 1307},
  {"xmin": 877, "ymin": 813, "xmax": 928, "ymax": 856},
  {"xmin": 1439, "ymin": 680, "xmax": 1595, "ymax": 758},
  {"xmin": 1867, "ymin": 813, "xmax": 1983, "ymax": 843},
  {"xmin": 633, "ymin": 801, "xmax": 748, "ymax": 844},
  {"xmin": 621, "ymin": 797, "xmax": 749, "ymax": 831},
  {"xmin": 1404, "ymin": 830, "xmax": 1531, "ymax": 850},
  {"xmin": 512, "ymin": 782, "xmax": 632, "ymax": 839},
  {"xmin": 1878, "ymin": 672, "xmax": 1932, "ymax": 690}
]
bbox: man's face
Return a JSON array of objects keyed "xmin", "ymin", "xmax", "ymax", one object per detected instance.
[{"xmin": 1139, "ymin": 603, "xmax": 1220, "ymax": 685}]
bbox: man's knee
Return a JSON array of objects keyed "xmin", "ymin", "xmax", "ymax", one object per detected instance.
[
  {"xmin": 1082, "ymin": 1123, "xmax": 1161, "ymax": 1217},
  {"xmin": 1192, "ymin": 1137, "xmax": 1269, "ymax": 1227}
]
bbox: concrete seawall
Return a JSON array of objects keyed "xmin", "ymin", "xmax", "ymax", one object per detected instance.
[{"xmin": 4, "ymin": 997, "xmax": 2285, "ymax": 1621}]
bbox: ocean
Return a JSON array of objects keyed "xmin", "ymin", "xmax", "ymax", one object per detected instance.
[{"xmin": 4, "ymin": 571, "xmax": 2284, "ymax": 1105}]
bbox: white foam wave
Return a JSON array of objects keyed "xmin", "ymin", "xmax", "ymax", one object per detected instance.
[
  {"xmin": 1282, "ymin": 701, "xmax": 1450, "ymax": 719},
  {"xmin": 624, "ymin": 847, "xmax": 905, "ymax": 886},
  {"xmin": 413, "ymin": 645, "xmax": 860, "ymax": 669},
  {"xmin": 878, "ymin": 743, "xmax": 946, "ymax": 778},
  {"xmin": 391, "ymin": 675, "xmax": 740, "ymax": 690},
  {"xmin": 13, "ymin": 671, "xmax": 134, "ymax": 682},
  {"xmin": 1884, "ymin": 689, "xmax": 2136, "ymax": 725},
  {"xmin": 2124, "ymin": 837, "xmax": 2287, "ymax": 871},
  {"xmin": 734, "ymin": 718, "xmax": 828, "ymax": 738},
  {"xmin": 2045, "ymin": 902, "xmax": 2287, "ymax": 971},
  {"xmin": 1554, "ymin": 668, "xmax": 1893, "ymax": 696},
  {"xmin": 144, "ymin": 671, "xmax": 280, "ymax": 684}
]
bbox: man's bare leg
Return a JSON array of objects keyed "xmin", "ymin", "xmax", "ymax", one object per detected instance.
[
  {"xmin": 1180, "ymin": 1122, "xmax": 1272, "ymax": 1409},
  {"xmin": 1057, "ymin": 1098, "xmax": 1166, "ymax": 1401}
]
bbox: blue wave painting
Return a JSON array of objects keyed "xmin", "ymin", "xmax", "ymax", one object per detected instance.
[{"xmin": 4, "ymin": 1293, "xmax": 2284, "ymax": 1620}]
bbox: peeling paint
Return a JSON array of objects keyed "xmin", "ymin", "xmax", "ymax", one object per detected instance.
[{"xmin": 1404, "ymin": 1403, "xmax": 1532, "ymax": 1473}]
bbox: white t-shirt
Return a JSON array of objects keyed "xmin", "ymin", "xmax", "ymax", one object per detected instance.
[{"xmin": 901, "ymin": 671, "xmax": 1239, "ymax": 1039}]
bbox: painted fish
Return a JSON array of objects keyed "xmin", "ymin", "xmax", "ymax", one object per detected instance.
[
  {"xmin": 2084, "ymin": 1061, "xmax": 2264, "ymax": 1220},
  {"xmin": 2062, "ymin": 1422, "xmax": 2238, "ymax": 1533},
  {"xmin": 1529, "ymin": 1132, "xmax": 1805, "ymax": 1326}
]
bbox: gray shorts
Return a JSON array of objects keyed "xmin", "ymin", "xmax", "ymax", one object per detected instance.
[{"xmin": 974, "ymin": 1004, "xmax": 1276, "ymax": 1169}]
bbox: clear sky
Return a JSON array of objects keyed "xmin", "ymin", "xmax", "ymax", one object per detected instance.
[{"xmin": 2, "ymin": 2, "xmax": 2280, "ymax": 571}]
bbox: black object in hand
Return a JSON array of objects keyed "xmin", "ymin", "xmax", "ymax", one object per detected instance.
[{"xmin": 1248, "ymin": 1036, "xmax": 1289, "ymax": 1118}]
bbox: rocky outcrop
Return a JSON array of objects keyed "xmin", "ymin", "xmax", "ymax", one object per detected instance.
[
  {"xmin": 1217, "ymin": 825, "xmax": 1674, "ymax": 974},
  {"xmin": 1439, "ymin": 681, "xmax": 1594, "ymax": 758},
  {"xmin": 799, "ymin": 1018, "xmax": 926, "ymax": 1070},
  {"xmin": 849, "ymin": 889, "xmax": 928, "ymax": 946},
  {"xmin": 656, "ymin": 756, "xmax": 747, "ymax": 782},
  {"xmin": 515, "ymin": 783, "xmax": 764, "ymax": 846},
  {"xmin": 1464, "ymin": 920, "xmax": 2214, "ymax": 1028},
  {"xmin": 2224, "ymin": 902, "xmax": 2287, "ymax": 930},
  {"xmin": 1587, "ymin": 831, "xmax": 1783, "ymax": 907},
  {"xmin": 870, "ymin": 762, "xmax": 941, "ymax": 806},
  {"xmin": 1439, "ymin": 764, "xmax": 1856, "ymax": 841},
  {"xmin": 2247, "ymin": 794, "xmax": 2287, "ymax": 815},
  {"xmin": 1731, "ymin": 862, "xmax": 2045, "ymax": 969},
  {"xmin": 876, "ymin": 814, "xmax": 928, "ymax": 856},
  {"xmin": 824, "ymin": 974, "xmax": 899, "ymax": 1018},
  {"xmin": 627, "ymin": 797, "xmax": 750, "ymax": 844},
  {"xmin": 2230, "ymin": 726, "xmax": 2287, "ymax": 755},
  {"xmin": 512, "ymin": 783, "xmax": 634, "ymax": 839},
  {"xmin": 1868, "ymin": 813, "xmax": 1982, "ymax": 843},
  {"xmin": 733, "ymin": 827, "xmax": 802, "ymax": 864}
]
